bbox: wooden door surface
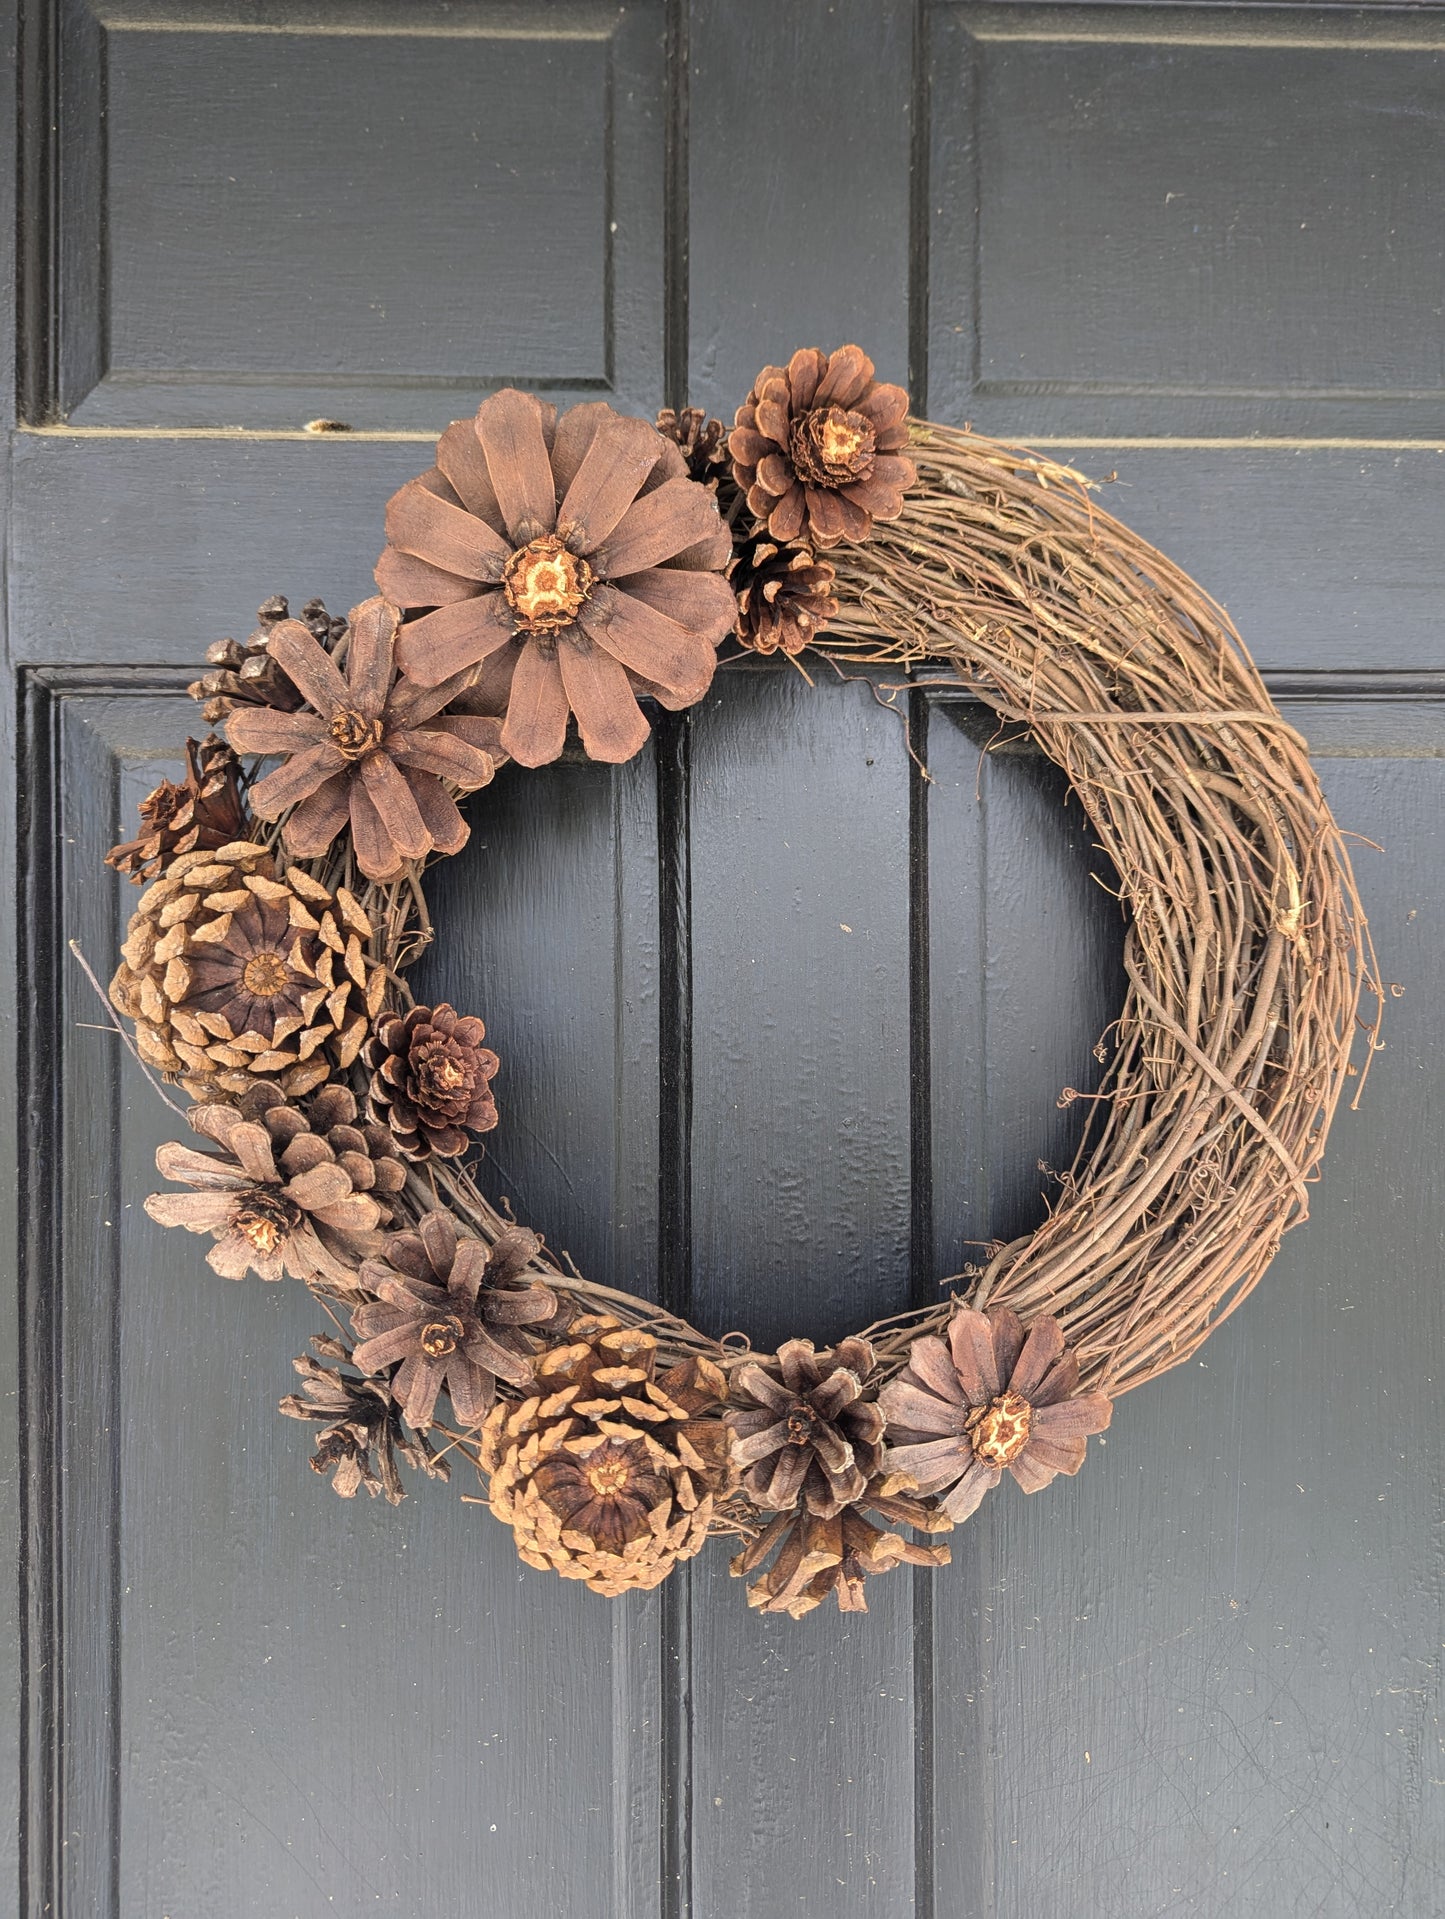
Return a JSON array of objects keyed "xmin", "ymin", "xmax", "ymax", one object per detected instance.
[{"xmin": 3, "ymin": 3, "xmax": 1442, "ymax": 1914}]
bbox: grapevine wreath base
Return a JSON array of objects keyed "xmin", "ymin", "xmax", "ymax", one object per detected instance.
[{"xmin": 106, "ymin": 347, "xmax": 1378, "ymax": 1619}]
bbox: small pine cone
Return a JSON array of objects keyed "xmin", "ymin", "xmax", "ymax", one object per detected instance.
[
  {"xmin": 481, "ymin": 1315, "xmax": 733, "ymax": 1596},
  {"xmin": 106, "ymin": 735, "xmax": 248, "ymax": 884},
  {"xmin": 266, "ymin": 1082, "xmax": 409, "ymax": 1228},
  {"xmin": 731, "ymin": 535, "xmax": 838, "ymax": 656},
  {"xmin": 725, "ymin": 1336, "xmax": 885, "ymax": 1517},
  {"xmin": 364, "ymin": 1002, "xmax": 500, "ymax": 1160},
  {"xmin": 188, "ymin": 594, "xmax": 346, "ymax": 724},
  {"xmin": 144, "ymin": 1096, "xmax": 391, "ymax": 1285},
  {"xmin": 655, "ymin": 406, "xmax": 730, "ymax": 484},
  {"xmin": 729, "ymin": 345, "xmax": 915, "ymax": 548},
  {"xmin": 730, "ymin": 1481, "xmax": 951, "ymax": 1619},
  {"xmin": 280, "ymin": 1336, "xmax": 451, "ymax": 1503},
  {"xmin": 109, "ymin": 844, "xmax": 386, "ymax": 1102},
  {"xmin": 236, "ymin": 1083, "xmax": 403, "ymax": 1266},
  {"xmin": 350, "ymin": 1211, "xmax": 557, "ymax": 1431}
]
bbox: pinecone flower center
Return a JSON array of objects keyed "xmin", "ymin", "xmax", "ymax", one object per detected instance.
[
  {"xmin": 241, "ymin": 951, "xmax": 291, "ymax": 999},
  {"xmin": 503, "ymin": 536, "xmax": 593, "ymax": 632},
  {"xmin": 233, "ymin": 1187, "xmax": 303, "ymax": 1256},
  {"xmin": 414, "ymin": 1041, "xmax": 474, "ymax": 1107},
  {"xmin": 419, "ymin": 1313, "xmax": 467, "ymax": 1358},
  {"xmin": 967, "ymin": 1390, "xmax": 1033, "ymax": 1467},
  {"xmin": 328, "ymin": 708, "xmax": 385, "ymax": 760},
  {"xmin": 785, "ymin": 1402, "xmax": 821, "ymax": 1447},
  {"xmin": 586, "ymin": 1451, "xmax": 635, "ymax": 1499},
  {"xmin": 791, "ymin": 406, "xmax": 877, "ymax": 486}
]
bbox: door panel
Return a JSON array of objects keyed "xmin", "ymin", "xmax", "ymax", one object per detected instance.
[
  {"xmin": 50, "ymin": 0, "xmax": 667, "ymax": 427},
  {"xmin": 7, "ymin": 3, "xmax": 1442, "ymax": 1916},
  {"xmin": 926, "ymin": 3, "xmax": 1445, "ymax": 439}
]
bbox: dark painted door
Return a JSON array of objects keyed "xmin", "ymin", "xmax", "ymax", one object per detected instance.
[{"xmin": 5, "ymin": 3, "xmax": 1442, "ymax": 1914}]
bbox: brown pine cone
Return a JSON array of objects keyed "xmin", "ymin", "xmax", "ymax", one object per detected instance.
[
  {"xmin": 189, "ymin": 594, "xmax": 347, "ymax": 725},
  {"xmin": 654, "ymin": 406, "xmax": 729, "ymax": 484},
  {"xmin": 880, "ymin": 1306, "xmax": 1112, "ymax": 1521},
  {"xmin": 106, "ymin": 735, "xmax": 248, "ymax": 884},
  {"xmin": 730, "ymin": 1483, "xmax": 951, "ymax": 1619},
  {"xmin": 731, "ymin": 534, "xmax": 838, "ymax": 656},
  {"xmin": 109, "ymin": 843, "xmax": 385, "ymax": 1101},
  {"xmin": 256, "ymin": 1082, "xmax": 408, "ymax": 1228},
  {"xmin": 729, "ymin": 345, "xmax": 915, "ymax": 548},
  {"xmin": 144, "ymin": 1097, "xmax": 390, "ymax": 1285},
  {"xmin": 363, "ymin": 1002, "xmax": 500, "ymax": 1160},
  {"xmin": 280, "ymin": 1334, "xmax": 451, "ymax": 1503},
  {"xmin": 226, "ymin": 597, "xmax": 505, "ymax": 885},
  {"xmin": 481, "ymin": 1315, "xmax": 733, "ymax": 1596},
  {"xmin": 724, "ymin": 1335, "xmax": 885, "ymax": 1517},
  {"xmin": 374, "ymin": 389, "xmax": 737, "ymax": 767},
  {"xmin": 351, "ymin": 1212, "xmax": 556, "ymax": 1430}
]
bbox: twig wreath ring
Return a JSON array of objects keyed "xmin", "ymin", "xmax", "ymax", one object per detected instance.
[{"xmin": 105, "ymin": 346, "xmax": 1377, "ymax": 1620}]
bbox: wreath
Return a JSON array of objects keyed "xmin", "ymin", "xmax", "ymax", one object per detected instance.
[{"xmin": 101, "ymin": 346, "xmax": 1377, "ymax": 1620}]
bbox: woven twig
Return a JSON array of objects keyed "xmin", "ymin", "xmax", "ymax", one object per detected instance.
[{"xmin": 339, "ymin": 420, "xmax": 1376, "ymax": 1432}]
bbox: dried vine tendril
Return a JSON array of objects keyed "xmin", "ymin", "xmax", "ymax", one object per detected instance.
[{"xmin": 103, "ymin": 347, "xmax": 1378, "ymax": 1621}]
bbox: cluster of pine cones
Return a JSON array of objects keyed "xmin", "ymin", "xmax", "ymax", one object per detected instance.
[
  {"xmin": 104, "ymin": 367, "xmax": 1113, "ymax": 1615},
  {"xmin": 658, "ymin": 343, "xmax": 914, "ymax": 660}
]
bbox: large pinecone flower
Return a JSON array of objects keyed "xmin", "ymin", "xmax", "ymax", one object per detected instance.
[
  {"xmin": 879, "ymin": 1307, "xmax": 1113, "ymax": 1521},
  {"xmin": 108, "ymin": 843, "xmax": 384, "ymax": 1101},
  {"xmin": 363, "ymin": 1002, "xmax": 500, "ymax": 1160},
  {"xmin": 731, "ymin": 534, "xmax": 838, "ymax": 656},
  {"xmin": 725, "ymin": 1335, "xmax": 885, "ymax": 1518},
  {"xmin": 106, "ymin": 735, "xmax": 247, "ymax": 883},
  {"xmin": 280, "ymin": 1334, "xmax": 451, "ymax": 1503},
  {"xmin": 729, "ymin": 345, "xmax": 915, "ymax": 548},
  {"xmin": 731, "ymin": 1484, "xmax": 951, "ymax": 1619},
  {"xmin": 481, "ymin": 1315, "xmax": 733, "ymax": 1596},
  {"xmin": 226, "ymin": 596, "xmax": 504, "ymax": 884},
  {"xmin": 145, "ymin": 1097, "xmax": 388, "ymax": 1284},
  {"xmin": 350, "ymin": 1213, "xmax": 556, "ymax": 1431},
  {"xmin": 374, "ymin": 389, "xmax": 737, "ymax": 768},
  {"xmin": 190, "ymin": 594, "xmax": 346, "ymax": 725}
]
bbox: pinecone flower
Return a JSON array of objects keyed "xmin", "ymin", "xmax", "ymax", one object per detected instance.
[
  {"xmin": 879, "ymin": 1307, "xmax": 1113, "ymax": 1521},
  {"xmin": 374, "ymin": 389, "xmax": 737, "ymax": 768},
  {"xmin": 363, "ymin": 1001, "xmax": 500, "ymax": 1160},
  {"xmin": 725, "ymin": 1335, "xmax": 885, "ymax": 1517},
  {"xmin": 280, "ymin": 1335, "xmax": 451, "ymax": 1503},
  {"xmin": 190, "ymin": 595, "xmax": 346, "ymax": 725},
  {"xmin": 481, "ymin": 1315, "xmax": 733, "ymax": 1596},
  {"xmin": 145, "ymin": 1098, "xmax": 388, "ymax": 1285},
  {"xmin": 731, "ymin": 534, "xmax": 839, "ymax": 656},
  {"xmin": 225, "ymin": 596, "xmax": 504, "ymax": 884},
  {"xmin": 109, "ymin": 843, "xmax": 385, "ymax": 1101},
  {"xmin": 729, "ymin": 345, "xmax": 915, "ymax": 548},
  {"xmin": 258, "ymin": 1082, "xmax": 408, "ymax": 1226},
  {"xmin": 106, "ymin": 735, "xmax": 248, "ymax": 884},
  {"xmin": 654, "ymin": 406, "xmax": 729, "ymax": 484},
  {"xmin": 350, "ymin": 1213, "xmax": 557, "ymax": 1431},
  {"xmin": 731, "ymin": 1483, "xmax": 951, "ymax": 1619}
]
